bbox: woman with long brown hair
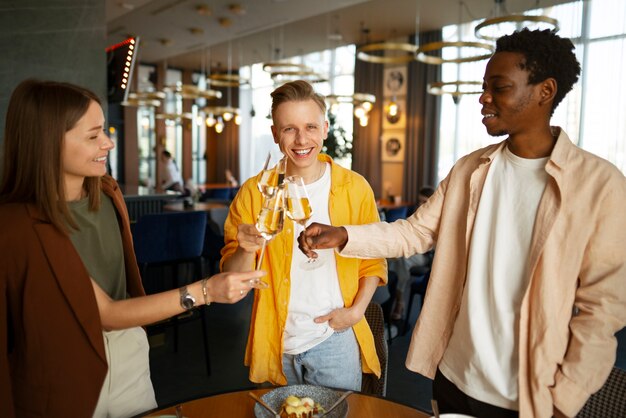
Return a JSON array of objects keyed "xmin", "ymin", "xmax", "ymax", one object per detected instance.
[{"xmin": 0, "ymin": 79, "xmax": 263, "ymax": 418}]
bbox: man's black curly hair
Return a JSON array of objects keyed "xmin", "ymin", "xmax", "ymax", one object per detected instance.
[{"xmin": 496, "ymin": 28, "xmax": 581, "ymax": 116}]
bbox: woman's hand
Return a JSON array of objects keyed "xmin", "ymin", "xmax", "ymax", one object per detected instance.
[
  {"xmin": 204, "ymin": 270, "xmax": 266, "ymax": 304},
  {"xmin": 314, "ymin": 306, "xmax": 364, "ymax": 332}
]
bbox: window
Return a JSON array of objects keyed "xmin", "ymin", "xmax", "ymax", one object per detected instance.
[{"xmin": 437, "ymin": 0, "xmax": 626, "ymax": 183}]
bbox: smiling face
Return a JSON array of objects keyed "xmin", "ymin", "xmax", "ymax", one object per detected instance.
[
  {"xmin": 479, "ymin": 51, "xmax": 546, "ymax": 138},
  {"xmin": 271, "ymin": 99, "xmax": 328, "ymax": 178},
  {"xmin": 62, "ymin": 100, "xmax": 114, "ymax": 198}
]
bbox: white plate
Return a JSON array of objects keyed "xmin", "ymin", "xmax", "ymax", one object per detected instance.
[
  {"xmin": 430, "ymin": 414, "xmax": 477, "ymax": 418},
  {"xmin": 253, "ymin": 385, "xmax": 348, "ymax": 418}
]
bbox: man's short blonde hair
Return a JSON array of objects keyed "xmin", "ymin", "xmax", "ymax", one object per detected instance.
[{"xmin": 270, "ymin": 80, "xmax": 327, "ymax": 121}]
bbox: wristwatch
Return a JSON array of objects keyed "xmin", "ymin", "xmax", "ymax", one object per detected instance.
[{"xmin": 179, "ymin": 286, "xmax": 196, "ymax": 310}]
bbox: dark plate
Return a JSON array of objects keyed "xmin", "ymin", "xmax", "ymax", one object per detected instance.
[{"xmin": 253, "ymin": 385, "xmax": 348, "ymax": 418}]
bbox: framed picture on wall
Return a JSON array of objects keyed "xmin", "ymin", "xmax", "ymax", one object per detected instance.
[
  {"xmin": 381, "ymin": 130, "xmax": 405, "ymax": 162},
  {"xmin": 383, "ymin": 66, "xmax": 408, "ymax": 98},
  {"xmin": 382, "ymin": 97, "xmax": 406, "ymax": 129}
]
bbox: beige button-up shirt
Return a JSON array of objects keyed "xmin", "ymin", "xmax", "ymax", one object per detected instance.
[{"xmin": 341, "ymin": 129, "xmax": 626, "ymax": 418}]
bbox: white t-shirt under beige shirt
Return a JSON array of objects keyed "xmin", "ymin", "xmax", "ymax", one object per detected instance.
[
  {"xmin": 283, "ymin": 163, "xmax": 344, "ymax": 355},
  {"xmin": 439, "ymin": 144, "xmax": 549, "ymax": 410}
]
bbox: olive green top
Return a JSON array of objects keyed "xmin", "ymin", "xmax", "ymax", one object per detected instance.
[{"xmin": 68, "ymin": 192, "xmax": 127, "ymax": 300}]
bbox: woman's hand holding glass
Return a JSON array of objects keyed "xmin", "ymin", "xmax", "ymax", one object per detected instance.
[
  {"xmin": 250, "ymin": 155, "xmax": 287, "ymax": 289},
  {"xmin": 252, "ymin": 187, "xmax": 285, "ymax": 288}
]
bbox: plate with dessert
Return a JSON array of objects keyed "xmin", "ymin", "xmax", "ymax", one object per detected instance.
[{"xmin": 253, "ymin": 385, "xmax": 348, "ymax": 418}]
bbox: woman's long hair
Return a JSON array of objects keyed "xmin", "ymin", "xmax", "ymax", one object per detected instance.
[{"xmin": 0, "ymin": 79, "xmax": 103, "ymax": 233}]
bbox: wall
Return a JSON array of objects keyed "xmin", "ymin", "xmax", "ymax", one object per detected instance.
[{"xmin": 0, "ymin": 0, "xmax": 106, "ymax": 144}]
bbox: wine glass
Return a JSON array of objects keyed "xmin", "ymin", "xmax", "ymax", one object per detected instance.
[
  {"xmin": 257, "ymin": 154, "xmax": 286, "ymax": 199},
  {"xmin": 252, "ymin": 187, "xmax": 285, "ymax": 288},
  {"xmin": 283, "ymin": 175, "xmax": 324, "ymax": 270}
]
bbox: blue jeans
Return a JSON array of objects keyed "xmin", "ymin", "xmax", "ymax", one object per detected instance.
[{"xmin": 282, "ymin": 328, "xmax": 362, "ymax": 391}]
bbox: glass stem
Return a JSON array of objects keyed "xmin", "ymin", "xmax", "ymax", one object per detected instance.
[{"xmin": 256, "ymin": 240, "xmax": 267, "ymax": 271}]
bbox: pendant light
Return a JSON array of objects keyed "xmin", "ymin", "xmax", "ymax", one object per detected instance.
[{"xmin": 475, "ymin": 0, "xmax": 559, "ymax": 42}]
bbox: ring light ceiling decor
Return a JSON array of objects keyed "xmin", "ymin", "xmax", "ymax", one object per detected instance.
[
  {"xmin": 163, "ymin": 84, "xmax": 222, "ymax": 100},
  {"xmin": 427, "ymin": 81, "xmax": 483, "ymax": 97},
  {"xmin": 416, "ymin": 41, "xmax": 495, "ymax": 65},
  {"xmin": 122, "ymin": 91, "xmax": 165, "ymax": 107},
  {"xmin": 475, "ymin": 0, "xmax": 559, "ymax": 42},
  {"xmin": 356, "ymin": 42, "xmax": 418, "ymax": 64}
]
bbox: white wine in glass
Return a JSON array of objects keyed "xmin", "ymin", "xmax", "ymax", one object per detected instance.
[
  {"xmin": 257, "ymin": 155, "xmax": 286, "ymax": 199},
  {"xmin": 283, "ymin": 175, "xmax": 324, "ymax": 270},
  {"xmin": 252, "ymin": 188, "xmax": 285, "ymax": 288}
]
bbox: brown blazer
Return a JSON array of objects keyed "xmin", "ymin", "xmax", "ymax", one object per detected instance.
[{"xmin": 0, "ymin": 176, "xmax": 145, "ymax": 418}]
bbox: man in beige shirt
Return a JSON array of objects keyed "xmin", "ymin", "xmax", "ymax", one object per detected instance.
[{"xmin": 299, "ymin": 29, "xmax": 626, "ymax": 418}]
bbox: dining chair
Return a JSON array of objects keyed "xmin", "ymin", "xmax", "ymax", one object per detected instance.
[
  {"xmin": 201, "ymin": 187, "xmax": 232, "ymax": 201},
  {"xmin": 384, "ymin": 206, "xmax": 408, "ymax": 223},
  {"xmin": 202, "ymin": 215, "xmax": 224, "ymax": 275},
  {"xmin": 361, "ymin": 302, "xmax": 388, "ymax": 397},
  {"xmin": 576, "ymin": 366, "xmax": 626, "ymax": 417},
  {"xmin": 380, "ymin": 270, "xmax": 398, "ymax": 344},
  {"xmin": 132, "ymin": 211, "xmax": 211, "ymax": 375}
]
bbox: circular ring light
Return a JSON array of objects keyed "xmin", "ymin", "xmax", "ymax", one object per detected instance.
[
  {"xmin": 262, "ymin": 62, "xmax": 311, "ymax": 73},
  {"xmin": 122, "ymin": 91, "xmax": 166, "ymax": 107},
  {"xmin": 427, "ymin": 81, "xmax": 483, "ymax": 97},
  {"xmin": 475, "ymin": 14, "xmax": 559, "ymax": 42},
  {"xmin": 207, "ymin": 73, "xmax": 249, "ymax": 87},
  {"xmin": 164, "ymin": 84, "xmax": 222, "ymax": 100},
  {"xmin": 356, "ymin": 42, "xmax": 418, "ymax": 64},
  {"xmin": 155, "ymin": 112, "xmax": 194, "ymax": 121},
  {"xmin": 326, "ymin": 93, "xmax": 376, "ymax": 105},
  {"xmin": 416, "ymin": 41, "xmax": 495, "ymax": 65},
  {"xmin": 270, "ymin": 70, "xmax": 328, "ymax": 84}
]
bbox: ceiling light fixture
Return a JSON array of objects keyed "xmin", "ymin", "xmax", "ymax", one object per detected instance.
[
  {"xmin": 475, "ymin": 0, "xmax": 559, "ymax": 42},
  {"xmin": 357, "ymin": 1, "xmax": 421, "ymax": 65},
  {"xmin": 327, "ymin": 93, "xmax": 375, "ymax": 127},
  {"xmin": 416, "ymin": 41, "xmax": 494, "ymax": 65},
  {"xmin": 426, "ymin": 80, "xmax": 483, "ymax": 100},
  {"xmin": 163, "ymin": 84, "xmax": 222, "ymax": 100},
  {"xmin": 122, "ymin": 91, "xmax": 165, "ymax": 107}
]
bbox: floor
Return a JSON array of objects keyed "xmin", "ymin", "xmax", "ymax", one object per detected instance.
[{"xmin": 148, "ymin": 288, "xmax": 626, "ymax": 415}]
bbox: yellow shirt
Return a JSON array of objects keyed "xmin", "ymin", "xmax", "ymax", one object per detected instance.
[{"xmin": 221, "ymin": 154, "xmax": 387, "ymax": 385}]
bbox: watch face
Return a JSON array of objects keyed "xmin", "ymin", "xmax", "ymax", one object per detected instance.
[
  {"xmin": 181, "ymin": 294, "xmax": 195, "ymax": 310},
  {"xmin": 180, "ymin": 287, "xmax": 196, "ymax": 310}
]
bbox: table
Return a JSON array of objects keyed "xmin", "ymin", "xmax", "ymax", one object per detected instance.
[
  {"xmin": 143, "ymin": 388, "xmax": 429, "ymax": 417},
  {"xmin": 376, "ymin": 199, "xmax": 414, "ymax": 211},
  {"xmin": 163, "ymin": 201, "xmax": 228, "ymax": 212}
]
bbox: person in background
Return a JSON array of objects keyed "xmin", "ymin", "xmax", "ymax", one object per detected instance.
[
  {"xmin": 159, "ymin": 149, "xmax": 184, "ymax": 193},
  {"xmin": 0, "ymin": 79, "xmax": 265, "ymax": 418},
  {"xmin": 221, "ymin": 80, "xmax": 386, "ymax": 390},
  {"xmin": 225, "ymin": 168, "xmax": 239, "ymax": 187},
  {"xmin": 299, "ymin": 29, "xmax": 626, "ymax": 418},
  {"xmin": 388, "ymin": 185, "xmax": 435, "ymax": 321}
]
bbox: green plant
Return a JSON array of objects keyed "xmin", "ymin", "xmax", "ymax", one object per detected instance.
[{"xmin": 323, "ymin": 111, "xmax": 352, "ymax": 160}]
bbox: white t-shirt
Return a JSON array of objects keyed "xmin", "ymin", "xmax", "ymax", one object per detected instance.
[
  {"xmin": 283, "ymin": 163, "xmax": 344, "ymax": 355},
  {"xmin": 161, "ymin": 159, "xmax": 182, "ymax": 189},
  {"xmin": 439, "ymin": 145, "xmax": 549, "ymax": 410}
]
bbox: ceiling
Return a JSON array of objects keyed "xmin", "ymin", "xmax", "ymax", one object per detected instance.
[{"xmin": 106, "ymin": 0, "xmax": 572, "ymax": 71}]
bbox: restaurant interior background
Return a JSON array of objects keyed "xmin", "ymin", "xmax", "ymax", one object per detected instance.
[
  {"xmin": 2, "ymin": 0, "xmax": 626, "ymax": 413},
  {"xmin": 3, "ymin": 0, "xmax": 625, "ymax": 204}
]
